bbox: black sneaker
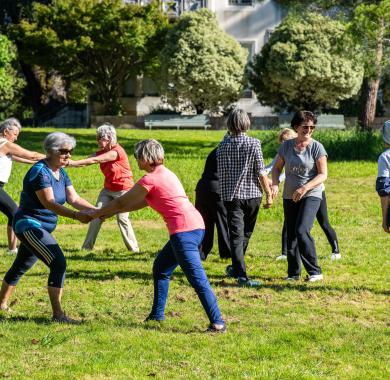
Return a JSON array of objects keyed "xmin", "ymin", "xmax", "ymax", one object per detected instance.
[
  {"xmin": 237, "ymin": 277, "xmax": 261, "ymax": 288},
  {"xmin": 225, "ymin": 265, "xmax": 237, "ymax": 278},
  {"xmin": 206, "ymin": 323, "xmax": 227, "ymax": 333}
]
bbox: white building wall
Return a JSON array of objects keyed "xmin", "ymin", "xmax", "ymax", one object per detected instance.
[{"xmin": 207, "ymin": 0, "xmax": 285, "ymax": 115}]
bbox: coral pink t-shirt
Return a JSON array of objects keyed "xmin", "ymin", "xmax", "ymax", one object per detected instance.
[
  {"xmin": 137, "ymin": 165, "xmax": 204, "ymax": 235},
  {"xmin": 97, "ymin": 144, "xmax": 134, "ymax": 192}
]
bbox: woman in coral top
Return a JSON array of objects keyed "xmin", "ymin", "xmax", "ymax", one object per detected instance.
[
  {"xmin": 85, "ymin": 139, "xmax": 225, "ymax": 332},
  {"xmin": 69, "ymin": 123, "xmax": 138, "ymax": 252}
]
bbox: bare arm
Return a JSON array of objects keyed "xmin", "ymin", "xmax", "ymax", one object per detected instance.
[
  {"xmin": 380, "ymin": 195, "xmax": 389, "ymax": 233},
  {"xmin": 259, "ymin": 173, "xmax": 273, "ymax": 208},
  {"xmin": 12, "ymin": 156, "xmax": 37, "ymax": 164},
  {"xmin": 3, "ymin": 141, "xmax": 45, "ymax": 162},
  {"xmin": 68, "ymin": 150, "xmax": 118, "ymax": 167},
  {"xmin": 89, "ymin": 184, "xmax": 148, "ymax": 220},
  {"xmin": 271, "ymin": 155, "xmax": 285, "ymax": 199},
  {"xmin": 66, "ymin": 185, "xmax": 95, "ymax": 210},
  {"xmin": 292, "ymin": 155, "xmax": 328, "ymax": 202},
  {"xmin": 35, "ymin": 187, "xmax": 91, "ymax": 223}
]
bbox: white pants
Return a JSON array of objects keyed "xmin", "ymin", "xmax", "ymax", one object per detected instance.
[{"xmin": 82, "ymin": 188, "xmax": 139, "ymax": 252}]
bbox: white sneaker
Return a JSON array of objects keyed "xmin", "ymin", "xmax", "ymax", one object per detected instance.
[
  {"xmin": 305, "ymin": 274, "xmax": 324, "ymax": 282},
  {"xmin": 331, "ymin": 253, "xmax": 341, "ymax": 260},
  {"xmin": 276, "ymin": 254, "xmax": 287, "ymax": 261},
  {"xmin": 6, "ymin": 248, "xmax": 18, "ymax": 255}
]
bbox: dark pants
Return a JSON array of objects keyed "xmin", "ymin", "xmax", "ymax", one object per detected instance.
[
  {"xmin": 224, "ymin": 198, "xmax": 261, "ymax": 279},
  {"xmin": 4, "ymin": 227, "xmax": 67, "ymax": 288},
  {"xmin": 150, "ymin": 229, "xmax": 224, "ymax": 325},
  {"xmin": 281, "ymin": 192, "xmax": 339, "ymax": 255},
  {"xmin": 283, "ymin": 197, "xmax": 322, "ymax": 277},
  {"xmin": 195, "ymin": 189, "xmax": 230, "ymax": 260},
  {"xmin": 0, "ymin": 184, "xmax": 18, "ymax": 227}
]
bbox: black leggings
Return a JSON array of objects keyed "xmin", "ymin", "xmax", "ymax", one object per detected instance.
[
  {"xmin": 5, "ymin": 227, "xmax": 67, "ymax": 288},
  {"xmin": 0, "ymin": 183, "xmax": 18, "ymax": 227},
  {"xmin": 281, "ymin": 192, "xmax": 339, "ymax": 255}
]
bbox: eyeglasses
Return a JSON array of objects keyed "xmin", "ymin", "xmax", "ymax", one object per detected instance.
[
  {"xmin": 300, "ymin": 125, "xmax": 315, "ymax": 131},
  {"xmin": 58, "ymin": 148, "xmax": 73, "ymax": 155}
]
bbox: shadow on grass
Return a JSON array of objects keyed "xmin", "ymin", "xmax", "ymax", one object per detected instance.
[
  {"xmin": 65, "ymin": 250, "xmax": 156, "ymax": 262},
  {"xmin": 210, "ymin": 278, "xmax": 390, "ymax": 296},
  {"xmin": 0, "ymin": 314, "xmax": 51, "ymax": 324}
]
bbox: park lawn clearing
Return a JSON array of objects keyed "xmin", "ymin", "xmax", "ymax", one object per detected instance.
[{"xmin": 0, "ymin": 129, "xmax": 388, "ymax": 379}]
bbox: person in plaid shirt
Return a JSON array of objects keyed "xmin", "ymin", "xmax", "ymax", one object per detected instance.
[{"xmin": 217, "ymin": 108, "xmax": 272, "ymax": 287}]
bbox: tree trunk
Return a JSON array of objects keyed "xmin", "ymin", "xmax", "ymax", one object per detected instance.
[
  {"xmin": 359, "ymin": 17, "xmax": 384, "ymax": 131},
  {"xmin": 360, "ymin": 78, "xmax": 381, "ymax": 131}
]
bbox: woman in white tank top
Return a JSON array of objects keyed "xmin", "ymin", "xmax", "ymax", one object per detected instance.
[{"xmin": 0, "ymin": 118, "xmax": 45, "ymax": 254}]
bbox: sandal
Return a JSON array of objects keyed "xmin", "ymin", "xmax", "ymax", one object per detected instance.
[{"xmin": 52, "ymin": 314, "xmax": 82, "ymax": 325}]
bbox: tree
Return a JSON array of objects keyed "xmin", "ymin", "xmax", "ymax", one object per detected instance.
[
  {"xmin": 159, "ymin": 8, "xmax": 248, "ymax": 114},
  {"xmin": 273, "ymin": 1, "xmax": 390, "ymax": 129},
  {"xmin": 12, "ymin": 0, "xmax": 168, "ymax": 115},
  {"xmin": 0, "ymin": 33, "xmax": 25, "ymax": 119},
  {"xmin": 248, "ymin": 12, "xmax": 364, "ymax": 112},
  {"xmin": 350, "ymin": 1, "xmax": 390, "ymax": 129}
]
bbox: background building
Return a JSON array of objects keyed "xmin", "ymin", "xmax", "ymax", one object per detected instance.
[{"xmin": 118, "ymin": 0, "xmax": 285, "ymax": 116}]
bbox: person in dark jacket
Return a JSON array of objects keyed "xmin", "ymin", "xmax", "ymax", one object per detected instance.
[{"xmin": 195, "ymin": 147, "xmax": 231, "ymax": 260}]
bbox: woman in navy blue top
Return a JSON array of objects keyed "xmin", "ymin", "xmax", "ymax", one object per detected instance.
[{"xmin": 0, "ymin": 132, "xmax": 94, "ymax": 323}]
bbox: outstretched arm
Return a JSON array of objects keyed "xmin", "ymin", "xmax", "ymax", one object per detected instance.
[
  {"xmin": 67, "ymin": 150, "xmax": 118, "ymax": 167},
  {"xmin": 4, "ymin": 141, "xmax": 45, "ymax": 162},
  {"xmin": 89, "ymin": 184, "xmax": 148, "ymax": 220}
]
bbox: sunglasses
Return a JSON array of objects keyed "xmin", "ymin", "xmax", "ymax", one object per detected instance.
[
  {"xmin": 300, "ymin": 125, "xmax": 315, "ymax": 131},
  {"xmin": 58, "ymin": 148, "xmax": 73, "ymax": 155}
]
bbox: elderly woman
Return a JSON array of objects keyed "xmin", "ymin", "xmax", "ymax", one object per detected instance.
[
  {"xmin": 0, "ymin": 132, "xmax": 94, "ymax": 323},
  {"xmin": 69, "ymin": 123, "xmax": 138, "ymax": 252},
  {"xmin": 85, "ymin": 139, "xmax": 225, "ymax": 332},
  {"xmin": 0, "ymin": 118, "xmax": 45, "ymax": 255},
  {"xmin": 271, "ymin": 111, "xmax": 327, "ymax": 282},
  {"xmin": 376, "ymin": 120, "xmax": 390, "ymax": 233}
]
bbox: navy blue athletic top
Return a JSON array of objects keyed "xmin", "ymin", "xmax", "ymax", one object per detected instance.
[{"xmin": 14, "ymin": 160, "xmax": 72, "ymax": 234}]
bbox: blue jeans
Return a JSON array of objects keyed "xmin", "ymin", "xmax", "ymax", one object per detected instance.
[{"xmin": 149, "ymin": 229, "xmax": 224, "ymax": 325}]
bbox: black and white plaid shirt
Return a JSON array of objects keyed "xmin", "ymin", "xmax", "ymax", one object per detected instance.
[{"xmin": 217, "ymin": 133, "xmax": 266, "ymax": 201}]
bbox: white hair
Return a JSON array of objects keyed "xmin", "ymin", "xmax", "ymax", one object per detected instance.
[
  {"xmin": 96, "ymin": 123, "xmax": 117, "ymax": 144},
  {"xmin": 43, "ymin": 132, "xmax": 76, "ymax": 152},
  {"xmin": 134, "ymin": 139, "xmax": 164, "ymax": 166},
  {"xmin": 0, "ymin": 118, "xmax": 22, "ymax": 134}
]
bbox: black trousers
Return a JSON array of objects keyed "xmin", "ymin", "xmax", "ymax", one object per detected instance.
[
  {"xmin": 0, "ymin": 184, "xmax": 18, "ymax": 227},
  {"xmin": 283, "ymin": 197, "xmax": 322, "ymax": 277},
  {"xmin": 224, "ymin": 198, "xmax": 261, "ymax": 279},
  {"xmin": 195, "ymin": 189, "xmax": 230, "ymax": 260},
  {"xmin": 281, "ymin": 192, "xmax": 339, "ymax": 255}
]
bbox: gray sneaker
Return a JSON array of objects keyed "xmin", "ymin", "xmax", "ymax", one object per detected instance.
[
  {"xmin": 331, "ymin": 252, "xmax": 341, "ymax": 260},
  {"xmin": 285, "ymin": 275, "xmax": 300, "ymax": 281},
  {"xmin": 305, "ymin": 274, "xmax": 324, "ymax": 282}
]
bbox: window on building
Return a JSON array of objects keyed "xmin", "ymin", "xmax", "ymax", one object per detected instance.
[{"xmin": 228, "ymin": 0, "xmax": 253, "ymax": 6}]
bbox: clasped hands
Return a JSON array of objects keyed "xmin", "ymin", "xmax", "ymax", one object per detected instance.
[{"xmin": 73, "ymin": 208, "xmax": 103, "ymax": 224}]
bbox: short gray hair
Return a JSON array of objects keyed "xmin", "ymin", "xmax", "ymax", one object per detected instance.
[
  {"xmin": 96, "ymin": 123, "xmax": 117, "ymax": 144},
  {"xmin": 134, "ymin": 139, "xmax": 164, "ymax": 166},
  {"xmin": 0, "ymin": 118, "xmax": 22, "ymax": 134},
  {"xmin": 227, "ymin": 108, "xmax": 250, "ymax": 134},
  {"xmin": 43, "ymin": 132, "xmax": 76, "ymax": 152}
]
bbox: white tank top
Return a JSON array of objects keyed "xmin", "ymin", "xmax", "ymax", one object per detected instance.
[{"xmin": 0, "ymin": 138, "xmax": 13, "ymax": 183}]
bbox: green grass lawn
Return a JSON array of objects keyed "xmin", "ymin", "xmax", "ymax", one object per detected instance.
[{"xmin": 0, "ymin": 129, "xmax": 389, "ymax": 379}]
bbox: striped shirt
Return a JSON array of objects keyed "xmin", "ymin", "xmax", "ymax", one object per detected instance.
[{"xmin": 217, "ymin": 133, "xmax": 266, "ymax": 201}]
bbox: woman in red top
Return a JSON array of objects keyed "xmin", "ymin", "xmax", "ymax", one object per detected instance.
[{"xmin": 69, "ymin": 123, "xmax": 139, "ymax": 252}]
